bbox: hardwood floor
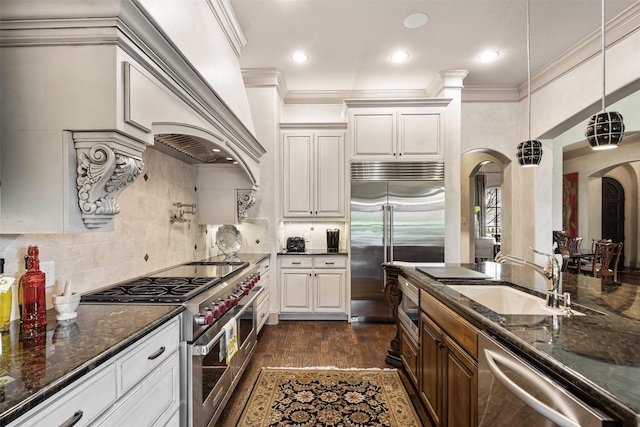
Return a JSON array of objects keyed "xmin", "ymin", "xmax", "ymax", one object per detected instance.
[{"xmin": 214, "ymin": 320, "xmax": 433, "ymax": 427}]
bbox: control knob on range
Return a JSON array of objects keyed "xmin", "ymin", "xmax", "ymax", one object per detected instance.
[
  {"xmin": 194, "ymin": 313, "xmax": 206, "ymax": 325},
  {"xmin": 209, "ymin": 303, "xmax": 221, "ymax": 319}
]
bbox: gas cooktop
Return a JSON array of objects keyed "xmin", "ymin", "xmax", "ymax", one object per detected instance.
[{"xmin": 81, "ymin": 261, "xmax": 249, "ymax": 304}]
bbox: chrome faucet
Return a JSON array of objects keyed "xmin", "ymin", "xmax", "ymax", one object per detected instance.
[{"xmin": 494, "ymin": 247, "xmax": 561, "ymax": 308}]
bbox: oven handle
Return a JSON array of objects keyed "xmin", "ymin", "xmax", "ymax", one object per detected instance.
[{"xmin": 192, "ymin": 287, "xmax": 264, "ymax": 356}]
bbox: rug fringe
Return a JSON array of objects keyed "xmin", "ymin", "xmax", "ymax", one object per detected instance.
[{"xmin": 263, "ymin": 366, "xmax": 398, "ymax": 371}]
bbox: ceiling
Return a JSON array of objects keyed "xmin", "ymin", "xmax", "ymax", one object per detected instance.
[{"xmin": 230, "ymin": 0, "xmax": 637, "ymax": 93}]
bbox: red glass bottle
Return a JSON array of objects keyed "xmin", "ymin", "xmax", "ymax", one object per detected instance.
[{"xmin": 22, "ymin": 246, "xmax": 47, "ymax": 329}]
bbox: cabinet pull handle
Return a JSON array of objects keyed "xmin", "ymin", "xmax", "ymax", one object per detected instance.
[
  {"xmin": 261, "ymin": 313, "xmax": 266, "ymax": 318},
  {"xmin": 325, "ymin": 262, "xmax": 335, "ymax": 265},
  {"xmin": 292, "ymin": 262, "xmax": 301, "ymax": 265},
  {"xmin": 148, "ymin": 346, "xmax": 166, "ymax": 360},
  {"xmin": 59, "ymin": 410, "xmax": 83, "ymax": 427}
]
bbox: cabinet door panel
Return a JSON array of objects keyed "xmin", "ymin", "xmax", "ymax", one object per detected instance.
[
  {"xmin": 351, "ymin": 113, "xmax": 395, "ymax": 158},
  {"xmin": 398, "ymin": 112, "xmax": 441, "ymax": 158},
  {"xmin": 280, "ymin": 270, "xmax": 313, "ymax": 312},
  {"xmin": 420, "ymin": 313, "xmax": 445, "ymax": 427},
  {"xmin": 314, "ymin": 270, "xmax": 345, "ymax": 312},
  {"xmin": 445, "ymin": 337, "xmax": 478, "ymax": 427},
  {"xmin": 283, "ymin": 134, "xmax": 313, "ymax": 217},
  {"xmin": 315, "ymin": 134, "xmax": 345, "ymax": 217}
]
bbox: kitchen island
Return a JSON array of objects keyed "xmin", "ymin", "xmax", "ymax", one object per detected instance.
[{"xmin": 386, "ymin": 261, "xmax": 640, "ymax": 427}]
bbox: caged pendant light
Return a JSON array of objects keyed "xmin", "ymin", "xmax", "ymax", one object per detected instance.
[
  {"xmin": 517, "ymin": 0, "xmax": 542, "ymax": 167},
  {"xmin": 585, "ymin": 0, "xmax": 625, "ymax": 149}
]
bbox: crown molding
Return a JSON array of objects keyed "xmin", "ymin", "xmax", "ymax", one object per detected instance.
[
  {"xmin": 462, "ymin": 86, "xmax": 520, "ymax": 103},
  {"xmin": 286, "ymin": 89, "xmax": 430, "ymax": 105},
  {"xmin": 343, "ymin": 98, "xmax": 452, "ymax": 109},
  {"xmin": 241, "ymin": 67, "xmax": 288, "ymax": 101},
  {"xmin": 206, "ymin": 0, "xmax": 247, "ymax": 59},
  {"xmin": 279, "ymin": 122, "xmax": 347, "ymax": 130},
  {"xmin": 518, "ymin": 2, "xmax": 640, "ymax": 99},
  {"xmin": 427, "ymin": 70, "xmax": 469, "ymax": 96}
]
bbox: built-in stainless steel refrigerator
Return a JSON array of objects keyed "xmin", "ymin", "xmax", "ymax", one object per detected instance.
[{"xmin": 350, "ymin": 162, "xmax": 445, "ymax": 321}]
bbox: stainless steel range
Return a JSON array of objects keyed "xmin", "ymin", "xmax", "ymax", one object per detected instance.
[{"xmin": 81, "ymin": 259, "xmax": 265, "ymax": 427}]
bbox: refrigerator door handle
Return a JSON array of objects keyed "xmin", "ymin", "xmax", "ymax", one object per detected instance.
[
  {"xmin": 389, "ymin": 205, "xmax": 394, "ymax": 261},
  {"xmin": 382, "ymin": 205, "xmax": 388, "ymax": 263}
]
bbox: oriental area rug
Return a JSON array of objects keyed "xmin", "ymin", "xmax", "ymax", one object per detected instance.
[{"xmin": 236, "ymin": 367, "xmax": 423, "ymax": 427}]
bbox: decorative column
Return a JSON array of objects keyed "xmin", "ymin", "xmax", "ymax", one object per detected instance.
[
  {"xmin": 384, "ymin": 265, "xmax": 403, "ymax": 368},
  {"xmin": 73, "ymin": 131, "xmax": 146, "ymax": 229}
]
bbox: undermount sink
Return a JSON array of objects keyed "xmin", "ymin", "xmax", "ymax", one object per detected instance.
[{"xmin": 446, "ymin": 285, "xmax": 585, "ymax": 316}]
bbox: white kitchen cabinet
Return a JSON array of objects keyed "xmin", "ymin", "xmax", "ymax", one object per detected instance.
[
  {"xmin": 7, "ymin": 317, "xmax": 181, "ymax": 427},
  {"xmin": 346, "ymin": 100, "xmax": 450, "ymax": 161},
  {"xmin": 279, "ymin": 255, "xmax": 347, "ymax": 318},
  {"xmin": 256, "ymin": 257, "xmax": 271, "ymax": 332},
  {"xmin": 281, "ymin": 127, "xmax": 346, "ymax": 219}
]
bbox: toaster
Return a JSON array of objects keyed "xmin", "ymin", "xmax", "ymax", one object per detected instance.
[{"xmin": 286, "ymin": 237, "xmax": 306, "ymax": 252}]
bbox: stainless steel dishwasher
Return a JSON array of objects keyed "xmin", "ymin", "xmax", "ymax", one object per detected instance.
[{"xmin": 478, "ymin": 332, "xmax": 618, "ymax": 427}]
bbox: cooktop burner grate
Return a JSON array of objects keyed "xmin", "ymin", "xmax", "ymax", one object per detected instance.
[{"xmin": 81, "ymin": 277, "xmax": 220, "ymax": 303}]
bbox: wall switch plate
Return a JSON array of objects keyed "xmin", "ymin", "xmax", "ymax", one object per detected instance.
[{"xmin": 41, "ymin": 261, "xmax": 55, "ymax": 289}]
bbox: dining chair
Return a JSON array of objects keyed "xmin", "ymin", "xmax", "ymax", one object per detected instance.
[
  {"xmin": 583, "ymin": 241, "xmax": 624, "ymax": 282},
  {"xmin": 564, "ymin": 236, "xmax": 583, "ymax": 272}
]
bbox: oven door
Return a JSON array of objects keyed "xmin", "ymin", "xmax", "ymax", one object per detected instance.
[
  {"xmin": 187, "ymin": 286, "xmax": 264, "ymax": 427},
  {"xmin": 398, "ymin": 275, "xmax": 420, "ymax": 344}
]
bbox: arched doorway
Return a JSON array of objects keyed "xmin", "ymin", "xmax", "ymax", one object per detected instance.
[
  {"xmin": 460, "ymin": 150, "xmax": 512, "ymax": 263},
  {"xmin": 602, "ymin": 177, "xmax": 625, "ymax": 267}
]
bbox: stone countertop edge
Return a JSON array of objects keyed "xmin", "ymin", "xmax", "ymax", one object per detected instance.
[
  {"xmin": 0, "ymin": 305, "xmax": 184, "ymax": 425},
  {"xmin": 390, "ymin": 263, "xmax": 640, "ymax": 427},
  {"xmin": 277, "ymin": 249, "xmax": 348, "ymax": 255}
]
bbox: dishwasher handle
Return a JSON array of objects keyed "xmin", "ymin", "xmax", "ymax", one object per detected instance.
[{"xmin": 484, "ymin": 348, "xmax": 580, "ymax": 427}]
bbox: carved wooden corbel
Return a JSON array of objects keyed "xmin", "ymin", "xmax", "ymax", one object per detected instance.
[
  {"xmin": 236, "ymin": 189, "xmax": 256, "ymax": 223},
  {"xmin": 73, "ymin": 131, "xmax": 146, "ymax": 229}
]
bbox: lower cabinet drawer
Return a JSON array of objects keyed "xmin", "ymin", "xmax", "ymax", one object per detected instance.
[
  {"xmin": 257, "ymin": 294, "xmax": 270, "ymax": 332},
  {"xmin": 280, "ymin": 257, "xmax": 313, "ymax": 268},
  {"xmin": 400, "ymin": 324, "xmax": 419, "ymax": 386},
  {"xmin": 117, "ymin": 318, "xmax": 180, "ymax": 396},
  {"xmin": 10, "ymin": 364, "xmax": 117, "ymax": 427},
  {"xmin": 93, "ymin": 351, "xmax": 180, "ymax": 426}
]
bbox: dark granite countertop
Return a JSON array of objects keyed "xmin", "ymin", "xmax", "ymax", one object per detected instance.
[
  {"xmin": 278, "ymin": 249, "xmax": 348, "ymax": 255},
  {"xmin": 0, "ymin": 253, "xmax": 270, "ymax": 424},
  {"xmin": 389, "ymin": 261, "xmax": 640, "ymax": 427},
  {"xmin": 0, "ymin": 304, "xmax": 183, "ymax": 424}
]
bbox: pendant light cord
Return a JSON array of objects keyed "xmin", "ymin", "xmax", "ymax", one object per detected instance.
[
  {"xmin": 601, "ymin": 0, "xmax": 606, "ymax": 113},
  {"xmin": 527, "ymin": 0, "xmax": 532, "ymax": 141}
]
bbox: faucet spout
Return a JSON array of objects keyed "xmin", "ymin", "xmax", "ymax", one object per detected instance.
[{"xmin": 494, "ymin": 247, "xmax": 561, "ymax": 308}]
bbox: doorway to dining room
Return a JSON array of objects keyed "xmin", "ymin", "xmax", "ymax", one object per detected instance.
[{"xmin": 602, "ymin": 177, "xmax": 626, "ymax": 268}]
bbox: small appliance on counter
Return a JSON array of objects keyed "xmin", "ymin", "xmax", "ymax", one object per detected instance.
[
  {"xmin": 286, "ymin": 237, "xmax": 305, "ymax": 252},
  {"xmin": 326, "ymin": 229, "xmax": 340, "ymax": 252}
]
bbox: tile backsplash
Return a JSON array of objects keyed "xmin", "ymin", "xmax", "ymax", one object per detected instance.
[
  {"xmin": 0, "ymin": 148, "xmax": 206, "ymax": 306},
  {"xmin": 279, "ymin": 221, "xmax": 347, "ymax": 252}
]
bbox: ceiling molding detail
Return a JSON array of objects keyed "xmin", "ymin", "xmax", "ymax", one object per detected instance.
[
  {"xmin": 462, "ymin": 86, "xmax": 520, "ymax": 103},
  {"xmin": 280, "ymin": 122, "xmax": 347, "ymax": 130},
  {"xmin": 518, "ymin": 2, "xmax": 640, "ymax": 100},
  {"xmin": 343, "ymin": 98, "xmax": 452, "ymax": 109},
  {"xmin": 206, "ymin": 0, "xmax": 247, "ymax": 59},
  {"xmin": 241, "ymin": 67, "xmax": 288, "ymax": 102},
  {"xmin": 427, "ymin": 70, "xmax": 469, "ymax": 96}
]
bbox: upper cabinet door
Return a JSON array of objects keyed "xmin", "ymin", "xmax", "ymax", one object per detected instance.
[
  {"xmin": 398, "ymin": 109, "xmax": 443, "ymax": 159},
  {"xmin": 348, "ymin": 104, "xmax": 446, "ymax": 162},
  {"xmin": 283, "ymin": 133, "xmax": 313, "ymax": 217},
  {"xmin": 351, "ymin": 111, "xmax": 395, "ymax": 159},
  {"xmin": 282, "ymin": 128, "xmax": 346, "ymax": 219},
  {"xmin": 315, "ymin": 133, "xmax": 345, "ymax": 217}
]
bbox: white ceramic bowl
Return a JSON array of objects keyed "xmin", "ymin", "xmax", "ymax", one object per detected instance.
[{"xmin": 52, "ymin": 293, "xmax": 81, "ymax": 321}]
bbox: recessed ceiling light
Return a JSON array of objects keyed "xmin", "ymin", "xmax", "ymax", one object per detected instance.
[
  {"xmin": 391, "ymin": 51, "xmax": 410, "ymax": 62},
  {"xmin": 479, "ymin": 50, "xmax": 500, "ymax": 62},
  {"xmin": 404, "ymin": 13, "xmax": 429, "ymax": 29},
  {"xmin": 212, "ymin": 148, "xmax": 221, "ymax": 153},
  {"xmin": 226, "ymin": 157, "xmax": 233, "ymax": 161},
  {"xmin": 291, "ymin": 52, "xmax": 308, "ymax": 63}
]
